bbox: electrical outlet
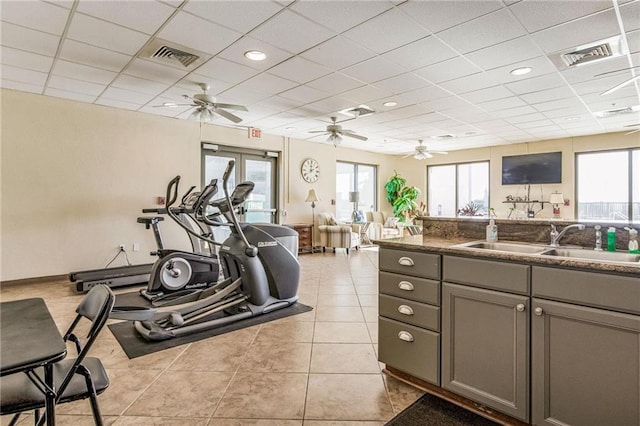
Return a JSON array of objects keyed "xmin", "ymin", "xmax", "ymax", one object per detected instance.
[{"xmin": 119, "ymin": 244, "xmax": 125, "ymax": 251}]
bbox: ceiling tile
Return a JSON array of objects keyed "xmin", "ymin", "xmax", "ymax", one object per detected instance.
[
  {"xmin": 268, "ymin": 57, "xmax": 332, "ymax": 84},
  {"xmin": 193, "ymin": 57, "xmax": 259, "ymax": 84},
  {"xmin": 158, "ymin": 11, "xmax": 242, "ymax": 56},
  {"xmin": 478, "ymin": 96, "xmax": 527, "ymax": 112},
  {"xmin": 67, "ymin": 13, "xmax": 149, "ymax": 55},
  {"xmin": 483, "ymin": 56, "xmax": 557, "ymax": 82},
  {"xmin": 305, "ymin": 73, "xmax": 365, "ymax": 95},
  {"xmin": 303, "ymin": 96, "xmax": 357, "ymax": 115},
  {"xmin": 439, "ymin": 72, "xmax": 501, "ymax": 94},
  {"xmin": 460, "ymin": 85, "xmax": 514, "ymax": 104},
  {"xmin": 125, "ymin": 58, "xmax": 189, "ymax": 85},
  {"xmin": 505, "ymin": 113, "xmax": 549, "ymax": 124},
  {"xmin": 509, "ymin": 0, "xmax": 613, "ymax": 33},
  {"xmin": 44, "ymin": 87, "xmax": 97, "ymax": 103},
  {"xmin": 341, "ymin": 56, "xmax": 405, "ymax": 84},
  {"xmin": 76, "ymin": 0, "xmax": 175, "ymax": 35},
  {"xmin": 380, "ymin": 36, "xmax": 458, "ymax": 71},
  {"xmin": 531, "ymin": 9, "xmax": 621, "ymax": 54},
  {"xmin": 0, "ymin": 79, "xmax": 43, "ymax": 93},
  {"xmin": 1, "ymin": 22, "xmax": 60, "ymax": 56},
  {"xmin": 1, "ymin": 0, "xmax": 70, "ymax": 35},
  {"xmin": 249, "ymin": 9, "xmax": 335, "ymax": 54},
  {"xmin": 398, "ymin": 0, "xmax": 503, "ymax": 33},
  {"xmin": 340, "ymin": 84, "xmax": 394, "ymax": 104},
  {"xmin": 504, "ymin": 72, "xmax": 566, "ymax": 94},
  {"xmin": 300, "ymin": 36, "xmax": 376, "ymax": 71},
  {"xmin": 241, "ymin": 72, "xmax": 299, "ymax": 94},
  {"xmin": 217, "ymin": 36, "xmax": 293, "ymax": 71},
  {"xmin": 183, "ymin": 1, "xmax": 283, "ymax": 34},
  {"xmin": 342, "ymin": 8, "xmax": 429, "ymax": 54},
  {"xmin": 0, "ymin": 46, "xmax": 53, "ymax": 72},
  {"xmin": 1, "ymin": 64, "xmax": 48, "ymax": 86},
  {"xmin": 278, "ymin": 84, "xmax": 327, "ymax": 103},
  {"xmin": 437, "ymin": 9, "xmax": 527, "ymax": 54},
  {"xmin": 466, "ymin": 36, "xmax": 546, "ymax": 70},
  {"xmin": 374, "ymin": 73, "xmax": 431, "ymax": 95},
  {"xmin": 58, "ymin": 39, "xmax": 131, "ymax": 73},
  {"xmin": 519, "ymin": 86, "xmax": 576, "ymax": 104},
  {"xmin": 101, "ymin": 86, "xmax": 155, "ymax": 104},
  {"xmin": 392, "ymin": 85, "xmax": 452, "ymax": 105},
  {"xmin": 95, "ymin": 97, "xmax": 142, "ymax": 111},
  {"xmin": 111, "ymin": 75, "xmax": 169, "ymax": 97},
  {"xmin": 52, "ymin": 60, "xmax": 117, "ymax": 85},
  {"xmin": 413, "ymin": 56, "xmax": 482, "ymax": 84},
  {"xmin": 533, "ymin": 97, "xmax": 586, "ymax": 112},
  {"xmin": 219, "ymin": 82, "xmax": 279, "ymax": 105},
  {"xmin": 620, "ymin": 1, "xmax": 640, "ymax": 32},
  {"xmin": 494, "ymin": 105, "xmax": 538, "ymax": 118},
  {"xmin": 48, "ymin": 75, "xmax": 105, "ymax": 96},
  {"xmin": 290, "ymin": 0, "xmax": 393, "ymax": 33}
]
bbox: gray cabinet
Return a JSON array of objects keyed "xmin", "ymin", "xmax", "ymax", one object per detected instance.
[
  {"xmin": 442, "ymin": 282, "xmax": 529, "ymax": 422},
  {"xmin": 378, "ymin": 248, "xmax": 441, "ymax": 385}
]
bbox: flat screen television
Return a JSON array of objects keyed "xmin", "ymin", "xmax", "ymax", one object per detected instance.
[{"xmin": 501, "ymin": 152, "xmax": 562, "ymax": 185}]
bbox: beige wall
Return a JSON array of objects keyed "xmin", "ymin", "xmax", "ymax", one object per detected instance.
[{"xmin": 1, "ymin": 88, "xmax": 635, "ymax": 281}]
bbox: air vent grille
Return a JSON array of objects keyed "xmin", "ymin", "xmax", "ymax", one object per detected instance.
[
  {"xmin": 432, "ymin": 134, "xmax": 455, "ymax": 140},
  {"xmin": 550, "ymin": 36, "xmax": 626, "ymax": 70},
  {"xmin": 151, "ymin": 45, "xmax": 199, "ymax": 68},
  {"xmin": 561, "ymin": 43, "xmax": 612, "ymax": 67},
  {"xmin": 339, "ymin": 105, "xmax": 376, "ymax": 118}
]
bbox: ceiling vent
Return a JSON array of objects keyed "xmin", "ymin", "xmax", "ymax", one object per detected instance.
[
  {"xmin": 139, "ymin": 39, "xmax": 210, "ymax": 70},
  {"xmin": 339, "ymin": 105, "xmax": 376, "ymax": 118},
  {"xmin": 550, "ymin": 36, "xmax": 627, "ymax": 70},
  {"xmin": 431, "ymin": 134, "xmax": 456, "ymax": 140},
  {"xmin": 594, "ymin": 105, "xmax": 639, "ymax": 119}
]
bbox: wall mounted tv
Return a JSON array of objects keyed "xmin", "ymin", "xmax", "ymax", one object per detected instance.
[{"xmin": 501, "ymin": 152, "xmax": 562, "ymax": 185}]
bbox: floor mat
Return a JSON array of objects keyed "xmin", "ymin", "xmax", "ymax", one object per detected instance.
[
  {"xmin": 108, "ymin": 292, "xmax": 312, "ymax": 359},
  {"xmin": 385, "ymin": 392, "xmax": 500, "ymax": 426}
]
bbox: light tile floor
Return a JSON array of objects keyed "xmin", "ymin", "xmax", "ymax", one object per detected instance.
[{"xmin": 1, "ymin": 246, "xmax": 424, "ymax": 425}]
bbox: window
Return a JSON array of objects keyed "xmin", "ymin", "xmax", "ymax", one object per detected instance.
[
  {"xmin": 576, "ymin": 148, "xmax": 639, "ymax": 222},
  {"xmin": 336, "ymin": 162, "xmax": 377, "ymax": 222},
  {"xmin": 428, "ymin": 161, "xmax": 489, "ymax": 217}
]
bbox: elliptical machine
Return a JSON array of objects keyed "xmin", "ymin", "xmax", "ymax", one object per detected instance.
[{"xmin": 112, "ymin": 160, "xmax": 300, "ymax": 341}]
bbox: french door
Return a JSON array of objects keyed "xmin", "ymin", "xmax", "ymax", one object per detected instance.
[{"xmin": 202, "ymin": 146, "xmax": 278, "ymax": 224}]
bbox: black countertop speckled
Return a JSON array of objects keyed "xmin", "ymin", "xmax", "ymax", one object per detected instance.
[{"xmin": 374, "ymin": 236, "xmax": 640, "ymax": 276}]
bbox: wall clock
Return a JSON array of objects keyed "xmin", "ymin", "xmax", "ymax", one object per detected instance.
[{"xmin": 301, "ymin": 158, "xmax": 319, "ymax": 183}]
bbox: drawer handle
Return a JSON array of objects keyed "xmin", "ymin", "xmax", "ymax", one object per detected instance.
[
  {"xmin": 398, "ymin": 331, "xmax": 414, "ymax": 342},
  {"xmin": 398, "ymin": 257, "xmax": 414, "ymax": 266},
  {"xmin": 398, "ymin": 281, "xmax": 414, "ymax": 291},
  {"xmin": 534, "ymin": 307, "xmax": 543, "ymax": 316},
  {"xmin": 516, "ymin": 303, "xmax": 525, "ymax": 312},
  {"xmin": 398, "ymin": 305, "xmax": 414, "ymax": 316}
]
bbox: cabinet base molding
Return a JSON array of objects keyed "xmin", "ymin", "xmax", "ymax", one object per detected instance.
[{"xmin": 384, "ymin": 366, "xmax": 528, "ymax": 426}]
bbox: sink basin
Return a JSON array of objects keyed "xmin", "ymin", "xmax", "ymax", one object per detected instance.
[
  {"xmin": 455, "ymin": 241, "xmax": 548, "ymax": 254},
  {"xmin": 540, "ymin": 248, "xmax": 640, "ymax": 263}
]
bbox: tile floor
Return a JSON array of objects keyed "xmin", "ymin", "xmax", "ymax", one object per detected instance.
[{"xmin": 0, "ymin": 246, "xmax": 424, "ymax": 425}]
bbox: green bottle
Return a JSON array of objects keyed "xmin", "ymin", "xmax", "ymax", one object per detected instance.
[{"xmin": 607, "ymin": 227, "xmax": 616, "ymax": 252}]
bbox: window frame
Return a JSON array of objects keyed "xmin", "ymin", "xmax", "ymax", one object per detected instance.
[
  {"xmin": 336, "ymin": 161, "xmax": 378, "ymax": 222},
  {"xmin": 427, "ymin": 160, "xmax": 490, "ymax": 218}
]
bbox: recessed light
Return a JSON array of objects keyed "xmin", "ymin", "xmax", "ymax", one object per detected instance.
[
  {"xmin": 244, "ymin": 50, "xmax": 266, "ymax": 61},
  {"xmin": 383, "ymin": 101, "xmax": 398, "ymax": 107},
  {"xmin": 510, "ymin": 67, "xmax": 532, "ymax": 76}
]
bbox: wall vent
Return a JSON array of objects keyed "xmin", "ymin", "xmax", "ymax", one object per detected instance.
[
  {"xmin": 139, "ymin": 39, "xmax": 210, "ymax": 70},
  {"xmin": 550, "ymin": 36, "xmax": 626, "ymax": 70}
]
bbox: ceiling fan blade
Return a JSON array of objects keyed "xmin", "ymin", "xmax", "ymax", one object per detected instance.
[
  {"xmin": 601, "ymin": 74, "xmax": 640, "ymax": 96},
  {"xmin": 430, "ymin": 150, "xmax": 448, "ymax": 154},
  {"xmin": 401, "ymin": 153, "xmax": 413, "ymax": 158},
  {"xmin": 213, "ymin": 107, "xmax": 243, "ymax": 123},
  {"xmin": 154, "ymin": 102, "xmax": 195, "ymax": 108},
  {"xmin": 342, "ymin": 132, "xmax": 368, "ymax": 141},
  {"xmin": 308, "ymin": 130, "xmax": 329, "ymax": 134},
  {"xmin": 625, "ymin": 128, "xmax": 640, "ymax": 135},
  {"xmin": 214, "ymin": 103, "xmax": 248, "ymax": 112}
]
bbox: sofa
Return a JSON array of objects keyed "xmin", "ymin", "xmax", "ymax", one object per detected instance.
[{"xmin": 366, "ymin": 211, "xmax": 402, "ymax": 239}]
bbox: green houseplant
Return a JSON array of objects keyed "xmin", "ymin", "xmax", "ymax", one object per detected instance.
[{"xmin": 384, "ymin": 170, "xmax": 421, "ymax": 223}]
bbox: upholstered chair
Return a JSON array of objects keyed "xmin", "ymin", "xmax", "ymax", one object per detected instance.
[
  {"xmin": 317, "ymin": 212, "xmax": 360, "ymax": 254},
  {"xmin": 366, "ymin": 211, "xmax": 402, "ymax": 239}
]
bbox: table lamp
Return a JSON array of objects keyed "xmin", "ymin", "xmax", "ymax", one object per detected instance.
[
  {"xmin": 306, "ymin": 189, "xmax": 319, "ymax": 225},
  {"xmin": 549, "ymin": 192, "xmax": 564, "ymax": 218},
  {"xmin": 349, "ymin": 191, "xmax": 359, "ymax": 222}
]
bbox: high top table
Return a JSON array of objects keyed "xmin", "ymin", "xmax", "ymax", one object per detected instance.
[{"xmin": 1, "ymin": 298, "xmax": 68, "ymax": 425}]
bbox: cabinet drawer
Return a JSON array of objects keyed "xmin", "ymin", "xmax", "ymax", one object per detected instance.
[
  {"xmin": 379, "ymin": 271, "xmax": 440, "ymax": 305},
  {"xmin": 379, "ymin": 248, "xmax": 440, "ymax": 279},
  {"xmin": 378, "ymin": 317, "xmax": 440, "ymax": 385},
  {"xmin": 532, "ymin": 266, "xmax": 640, "ymax": 315},
  {"xmin": 443, "ymin": 256, "xmax": 530, "ymax": 295},
  {"xmin": 379, "ymin": 294, "xmax": 440, "ymax": 331}
]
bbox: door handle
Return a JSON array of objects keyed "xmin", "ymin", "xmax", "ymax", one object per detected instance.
[
  {"xmin": 398, "ymin": 257, "xmax": 414, "ymax": 266},
  {"xmin": 398, "ymin": 281, "xmax": 414, "ymax": 291},
  {"xmin": 398, "ymin": 331, "xmax": 414, "ymax": 342},
  {"xmin": 398, "ymin": 305, "xmax": 414, "ymax": 316}
]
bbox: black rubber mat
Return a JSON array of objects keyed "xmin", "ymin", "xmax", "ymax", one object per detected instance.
[
  {"xmin": 385, "ymin": 392, "xmax": 500, "ymax": 426},
  {"xmin": 108, "ymin": 297, "xmax": 312, "ymax": 359}
]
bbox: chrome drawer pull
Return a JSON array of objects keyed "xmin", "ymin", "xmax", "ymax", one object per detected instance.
[
  {"xmin": 398, "ymin": 256, "xmax": 414, "ymax": 266},
  {"xmin": 516, "ymin": 303, "xmax": 525, "ymax": 312},
  {"xmin": 534, "ymin": 307, "xmax": 543, "ymax": 316},
  {"xmin": 398, "ymin": 331, "xmax": 414, "ymax": 342},
  {"xmin": 398, "ymin": 281, "xmax": 414, "ymax": 291},
  {"xmin": 398, "ymin": 305, "xmax": 414, "ymax": 316}
]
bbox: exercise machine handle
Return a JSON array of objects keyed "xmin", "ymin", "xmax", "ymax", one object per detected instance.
[
  {"xmin": 220, "ymin": 161, "xmax": 257, "ymax": 257},
  {"xmin": 222, "ymin": 160, "xmax": 234, "ymax": 185},
  {"xmin": 165, "ymin": 175, "xmax": 181, "ymax": 208}
]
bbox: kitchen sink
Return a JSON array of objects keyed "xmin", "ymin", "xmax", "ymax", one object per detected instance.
[
  {"xmin": 540, "ymin": 248, "xmax": 640, "ymax": 263},
  {"xmin": 454, "ymin": 241, "xmax": 549, "ymax": 254}
]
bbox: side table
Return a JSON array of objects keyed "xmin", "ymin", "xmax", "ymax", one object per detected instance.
[{"xmin": 286, "ymin": 223, "xmax": 314, "ymax": 254}]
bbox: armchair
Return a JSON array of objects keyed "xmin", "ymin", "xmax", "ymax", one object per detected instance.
[
  {"xmin": 317, "ymin": 212, "xmax": 360, "ymax": 254},
  {"xmin": 366, "ymin": 211, "xmax": 402, "ymax": 239}
]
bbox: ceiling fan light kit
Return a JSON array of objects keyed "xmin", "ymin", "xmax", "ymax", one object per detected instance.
[
  {"xmin": 155, "ymin": 83, "xmax": 247, "ymax": 124},
  {"xmin": 402, "ymin": 140, "xmax": 449, "ymax": 160},
  {"xmin": 308, "ymin": 116, "xmax": 368, "ymax": 146}
]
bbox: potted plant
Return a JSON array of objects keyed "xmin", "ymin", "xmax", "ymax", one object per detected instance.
[{"xmin": 384, "ymin": 171, "xmax": 421, "ymax": 223}]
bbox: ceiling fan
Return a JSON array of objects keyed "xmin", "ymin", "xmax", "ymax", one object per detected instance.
[
  {"xmin": 402, "ymin": 140, "xmax": 448, "ymax": 160},
  {"xmin": 156, "ymin": 83, "xmax": 247, "ymax": 124},
  {"xmin": 308, "ymin": 116, "xmax": 368, "ymax": 146}
]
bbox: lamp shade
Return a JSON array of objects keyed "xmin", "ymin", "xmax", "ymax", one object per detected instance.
[
  {"xmin": 305, "ymin": 189, "xmax": 319, "ymax": 203},
  {"xmin": 549, "ymin": 192, "xmax": 564, "ymax": 205},
  {"xmin": 348, "ymin": 191, "xmax": 359, "ymax": 202}
]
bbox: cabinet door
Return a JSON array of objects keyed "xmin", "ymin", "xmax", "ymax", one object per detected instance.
[
  {"xmin": 532, "ymin": 298, "xmax": 640, "ymax": 426},
  {"xmin": 442, "ymin": 283, "xmax": 529, "ymax": 422}
]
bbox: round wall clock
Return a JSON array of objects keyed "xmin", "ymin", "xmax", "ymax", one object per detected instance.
[{"xmin": 301, "ymin": 158, "xmax": 320, "ymax": 183}]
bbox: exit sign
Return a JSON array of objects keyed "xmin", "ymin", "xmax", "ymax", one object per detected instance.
[{"xmin": 248, "ymin": 127, "xmax": 262, "ymax": 139}]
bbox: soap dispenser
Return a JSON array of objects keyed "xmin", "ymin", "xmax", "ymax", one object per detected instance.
[
  {"xmin": 486, "ymin": 219, "xmax": 498, "ymax": 243},
  {"xmin": 625, "ymin": 227, "xmax": 639, "ymax": 254},
  {"xmin": 607, "ymin": 227, "xmax": 617, "ymax": 252}
]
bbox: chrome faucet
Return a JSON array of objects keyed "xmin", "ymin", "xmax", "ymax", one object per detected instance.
[
  {"xmin": 594, "ymin": 225, "xmax": 602, "ymax": 251},
  {"xmin": 550, "ymin": 223, "xmax": 586, "ymax": 247}
]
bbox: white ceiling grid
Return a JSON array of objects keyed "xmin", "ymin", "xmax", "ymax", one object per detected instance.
[{"xmin": 0, "ymin": 0, "xmax": 638, "ymax": 155}]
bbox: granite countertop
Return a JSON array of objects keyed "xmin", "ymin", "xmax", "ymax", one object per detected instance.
[{"xmin": 374, "ymin": 236, "xmax": 640, "ymax": 276}]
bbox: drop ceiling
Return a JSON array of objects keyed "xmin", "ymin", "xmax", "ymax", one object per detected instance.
[{"xmin": 1, "ymin": 0, "xmax": 639, "ymax": 155}]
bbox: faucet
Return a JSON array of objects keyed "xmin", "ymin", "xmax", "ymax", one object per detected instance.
[
  {"xmin": 594, "ymin": 225, "xmax": 602, "ymax": 251},
  {"xmin": 550, "ymin": 223, "xmax": 586, "ymax": 247}
]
